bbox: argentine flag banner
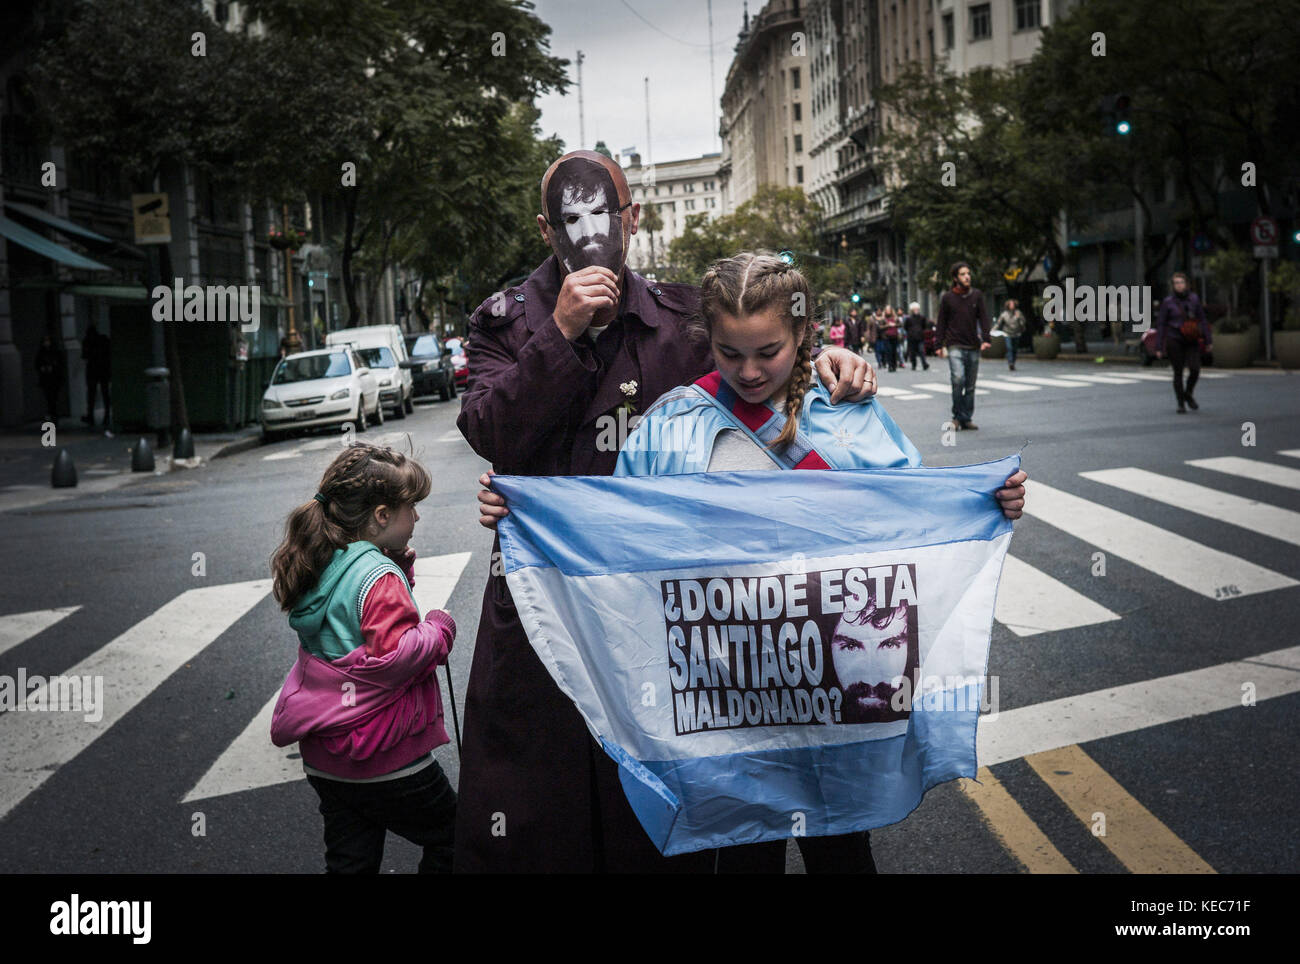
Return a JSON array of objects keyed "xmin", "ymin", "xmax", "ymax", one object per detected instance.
[{"xmin": 492, "ymin": 454, "xmax": 1019, "ymax": 856}]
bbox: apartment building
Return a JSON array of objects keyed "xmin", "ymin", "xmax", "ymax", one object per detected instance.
[{"xmin": 622, "ymin": 152, "xmax": 724, "ymax": 275}]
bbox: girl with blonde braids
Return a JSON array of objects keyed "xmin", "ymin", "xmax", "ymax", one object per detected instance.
[
  {"xmin": 615, "ymin": 253, "xmax": 1027, "ymax": 872},
  {"xmin": 269, "ymin": 442, "xmax": 459, "ymax": 873}
]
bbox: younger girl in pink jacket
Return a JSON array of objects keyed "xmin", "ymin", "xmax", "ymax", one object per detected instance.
[{"xmin": 270, "ymin": 442, "xmax": 457, "ymax": 873}]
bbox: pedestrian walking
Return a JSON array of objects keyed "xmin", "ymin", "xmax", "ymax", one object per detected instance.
[
  {"xmin": 866, "ymin": 311, "xmax": 881, "ymax": 367},
  {"xmin": 902, "ymin": 302, "xmax": 930, "ymax": 371},
  {"xmin": 269, "ymin": 442, "xmax": 459, "ymax": 874},
  {"xmin": 828, "ymin": 316, "xmax": 846, "ymax": 348},
  {"xmin": 35, "ymin": 334, "xmax": 63, "ymax": 422},
  {"xmin": 844, "ymin": 308, "xmax": 863, "ymax": 355},
  {"xmin": 881, "ymin": 306, "xmax": 901, "ymax": 372},
  {"xmin": 993, "ymin": 299, "xmax": 1026, "ymax": 370},
  {"xmin": 1154, "ymin": 272, "xmax": 1213, "ymax": 413},
  {"xmin": 460, "ymin": 149, "xmax": 878, "ymax": 874},
  {"xmin": 80, "ymin": 323, "xmax": 111, "ymax": 427},
  {"xmin": 935, "ymin": 262, "xmax": 993, "ymax": 430}
]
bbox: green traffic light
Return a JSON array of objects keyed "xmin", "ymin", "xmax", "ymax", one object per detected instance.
[{"xmin": 850, "ymin": 292, "xmax": 861, "ymax": 303}]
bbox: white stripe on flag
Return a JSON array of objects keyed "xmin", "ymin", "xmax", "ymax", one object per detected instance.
[
  {"xmin": 1080, "ymin": 467, "xmax": 1300, "ymax": 547},
  {"xmin": 0, "ymin": 580, "xmax": 271, "ymax": 822},
  {"xmin": 979, "ymin": 645, "xmax": 1300, "ymax": 766},
  {"xmin": 1022, "ymin": 481, "xmax": 1296, "ymax": 599},
  {"xmin": 995, "ymin": 556, "xmax": 1120, "ymax": 637},
  {"xmin": 0, "ymin": 606, "xmax": 80, "ymax": 659},
  {"xmin": 1187, "ymin": 456, "xmax": 1300, "ymax": 492},
  {"xmin": 182, "ymin": 552, "xmax": 471, "ymax": 804},
  {"xmin": 975, "ymin": 379, "xmax": 1040, "ymax": 392}
]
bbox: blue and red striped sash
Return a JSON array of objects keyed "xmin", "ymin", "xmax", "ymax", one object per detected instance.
[{"xmin": 692, "ymin": 371, "xmax": 832, "ymax": 470}]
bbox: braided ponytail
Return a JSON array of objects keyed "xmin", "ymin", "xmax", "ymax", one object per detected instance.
[{"xmin": 271, "ymin": 442, "xmax": 431, "ymax": 611}]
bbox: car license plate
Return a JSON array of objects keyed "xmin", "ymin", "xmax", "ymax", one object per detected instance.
[{"xmin": 294, "ymin": 410, "xmax": 316, "ymax": 420}]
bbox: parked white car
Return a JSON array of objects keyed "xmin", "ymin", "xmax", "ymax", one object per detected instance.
[
  {"xmin": 325, "ymin": 325, "xmax": 414, "ymax": 419},
  {"xmin": 260, "ymin": 347, "xmax": 383, "ymax": 443}
]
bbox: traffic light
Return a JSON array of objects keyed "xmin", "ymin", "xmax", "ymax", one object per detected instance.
[
  {"xmin": 850, "ymin": 291, "xmax": 862, "ymax": 304},
  {"xmin": 1099, "ymin": 94, "xmax": 1132, "ymax": 136}
]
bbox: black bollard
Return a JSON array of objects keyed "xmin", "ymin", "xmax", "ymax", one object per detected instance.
[
  {"xmin": 51, "ymin": 447, "xmax": 78, "ymax": 488},
  {"xmin": 173, "ymin": 427, "xmax": 195, "ymax": 459},
  {"xmin": 131, "ymin": 437, "xmax": 155, "ymax": 473}
]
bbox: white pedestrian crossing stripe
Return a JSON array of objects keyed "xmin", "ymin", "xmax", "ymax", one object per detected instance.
[
  {"xmin": 1051, "ymin": 374, "xmax": 1143, "ymax": 385},
  {"xmin": 1022, "ymin": 480, "xmax": 1296, "ymax": 600},
  {"xmin": 1001, "ymin": 376, "xmax": 1090, "ymax": 388},
  {"xmin": 1278, "ymin": 449, "xmax": 1300, "ymax": 461},
  {"xmin": 0, "ymin": 580, "xmax": 271, "ymax": 822},
  {"xmin": 181, "ymin": 552, "xmax": 472, "ymax": 804},
  {"xmin": 1187, "ymin": 456, "xmax": 1300, "ymax": 492},
  {"xmin": 973, "ymin": 378, "xmax": 1039, "ymax": 392},
  {"xmin": 911, "ymin": 382, "xmax": 990, "ymax": 396},
  {"xmin": 1080, "ymin": 467, "xmax": 1300, "ymax": 548},
  {"xmin": 0, "ymin": 607, "xmax": 81, "ymax": 659},
  {"xmin": 995, "ymin": 556, "xmax": 1120, "ymax": 637}
]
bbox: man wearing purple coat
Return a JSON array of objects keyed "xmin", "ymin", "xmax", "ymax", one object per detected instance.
[{"xmin": 454, "ymin": 149, "xmax": 879, "ymax": 873}]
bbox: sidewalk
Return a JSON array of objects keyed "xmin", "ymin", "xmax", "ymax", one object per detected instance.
[{"xmin": 0, "ymin": 418, "xmax": 262, "ymax": 513}]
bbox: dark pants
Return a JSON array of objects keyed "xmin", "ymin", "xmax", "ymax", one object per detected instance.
[
  {"xmin": 881, "ymin": 339, "xmax": 898, "ymax": 371},
  {"xmin": 85, "ymin": 372, "xmax": 110, "ymax": 424},
  {"xmin": 947, "ymin": 347, "xmax": 980, "ymax": 423},
  {"xmin": 906, "ymin": 337, "xmax": 928, "ymax": 369},
  {"xmin": 40, "ymin": 379, "xmax": 60, "ymax": 418},
  {"xmin": 1166, "ymin": 336, "xmax": 1200, "ymax": 405},
  {"xmin": 716, "ymin": 830, "xmax": 879, "ymax": 873},
  {"xmin": 306, "ymin": 759, "xmax": 457, "ymax": 874}
]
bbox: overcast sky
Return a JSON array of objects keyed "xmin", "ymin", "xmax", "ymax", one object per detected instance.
[{"xmin": 529, "ymin": 0, "xmax": 750, "ymax": 164}]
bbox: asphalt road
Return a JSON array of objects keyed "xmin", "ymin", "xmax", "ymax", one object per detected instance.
[{"xmin": 1, "ymin": 357, "xmax": 1296, "ymax": 874}]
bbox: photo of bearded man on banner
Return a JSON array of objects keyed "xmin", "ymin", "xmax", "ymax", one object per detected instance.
[{"xmin": 542, "ymin": 152, "xmax": 631, "ymax": 276}]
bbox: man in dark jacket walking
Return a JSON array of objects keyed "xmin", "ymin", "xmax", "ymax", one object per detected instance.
[
  {"xmin": 935, "ymin": 262, "xmax": 992, "ymax": 430},
  {"xmin": 454, "ymin": 150, "xmax": 878, "ymax": 874},
  {"xmin": 1154, "ymin": 271, "xmax": 1213, "ymax": 413},
  {"xmin": 902, "ymin": 302, "xmax": 931, "ymax": 371}
]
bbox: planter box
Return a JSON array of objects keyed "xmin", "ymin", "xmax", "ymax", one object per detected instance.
[
  {"xmin": 981, "ymin": 338, "xmax": 1007, "ymax": 359},
  {"xmin": 1212, "ymin": 331, "xmax": 1254, "ymax": 368},
  {"xmin": 1032, "ymin": 334, "xmax": 1061, "ymax": 360},
  {"xmin": 1275, "ymin": 330, "xmax": 1300, "ymax": 369}
]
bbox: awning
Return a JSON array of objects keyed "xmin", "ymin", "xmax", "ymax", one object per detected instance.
[
  {"xmin": 3, "ymin": 200, "xmax": 112, "ymax": 243},
  {"xmin": 65, "ymin": 284, "xmax": 149, "ymax": 302},
  {"xmin": 0, "ymin": 217, "xmax": 110, "ymax": 271}
]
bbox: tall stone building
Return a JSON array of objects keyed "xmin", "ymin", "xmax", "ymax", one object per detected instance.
[{"xmin": 718, "ymin": 0, "xmax": 807, "ymax": 214}]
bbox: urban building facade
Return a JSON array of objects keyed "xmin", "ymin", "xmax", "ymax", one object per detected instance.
[{"xmin": 623, "ymin": 152, "xmax": 724, "ymax": 275}]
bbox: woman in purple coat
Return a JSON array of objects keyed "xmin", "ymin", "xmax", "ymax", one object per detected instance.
[
  {"xmin": 455, "ymin": 150, "xmax": 879, "ymax": 873},
  {"xmin": 1153, "ymin": 272, "xmax": 1213, "ymax": 413}
]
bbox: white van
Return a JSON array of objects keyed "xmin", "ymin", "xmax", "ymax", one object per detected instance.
[{"xmin": 325, "ymin": 324, "xmax": 414, "ymax": 419}]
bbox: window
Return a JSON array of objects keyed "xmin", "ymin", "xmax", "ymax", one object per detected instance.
[
  {"xmin": 942, "ymin": 12, "xmax": 954, "ymax": 47},
  {"xmin": 793, "ymin": 102, "xmax": 802, "ymax": 121},
  {"xmin": 794, "ymin": 134, "xmax": 803, "ymax": 153},
  {"xmin": 791, "ymin": 67, "xmax": 801, "ymax": 89},
  {"xmin": 970, "ymin": 4, "xmax": 991, "ymax": 40},
  {"xmin": 685, "ymin": 199, "xmax": 696, "ymax": 211},
  {"xmin": 796, "ymin": 165, "xmax": 804, "ymax": 184},
  {"xmin": 1014, "ymin": 0, "xmax": 1041, "ymax": 31},
  {"xmin": 654, "ymin": 187, "xmax": 660, "ymax": 196}
]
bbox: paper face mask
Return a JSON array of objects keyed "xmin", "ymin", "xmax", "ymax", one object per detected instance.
[{"xmin": 542, "ymin": 152, "xmax": 632, "ymax": 276}]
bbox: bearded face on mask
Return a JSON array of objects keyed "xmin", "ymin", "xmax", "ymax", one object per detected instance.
[{"xmin": 541, "ymin": 152, "xmax": 634, "ymax": 277}]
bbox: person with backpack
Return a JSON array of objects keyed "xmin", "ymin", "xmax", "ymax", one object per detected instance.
[{"xmin": 1154, "ymin": 272, "xmax": 1213, "ymax": 413}]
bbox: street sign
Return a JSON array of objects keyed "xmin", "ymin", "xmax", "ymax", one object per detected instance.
[
  {"xmin": 1254, "ymin": 244, "xmax": 1278, "ymax": 259},
  {"xmin": 1250, "ymin": 216, "xmax": 1278, "ymax": 246},
  {"xmin": 1192, "ymin": 232, "xmax": 1212, "ymax": 253},
  {"xmin": 132, "ymin": 193, "xmax": 171, "ymax": 245}
]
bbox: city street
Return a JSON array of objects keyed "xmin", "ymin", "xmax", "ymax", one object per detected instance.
[{"xmin": 2, "ymin": 358, "xmax": 1296, "ymax": 874}]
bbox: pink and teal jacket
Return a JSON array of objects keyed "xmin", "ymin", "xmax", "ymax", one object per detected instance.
[{"xmin": 270, "ymin": 541, "xmax": 456, "ymax": 779}]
